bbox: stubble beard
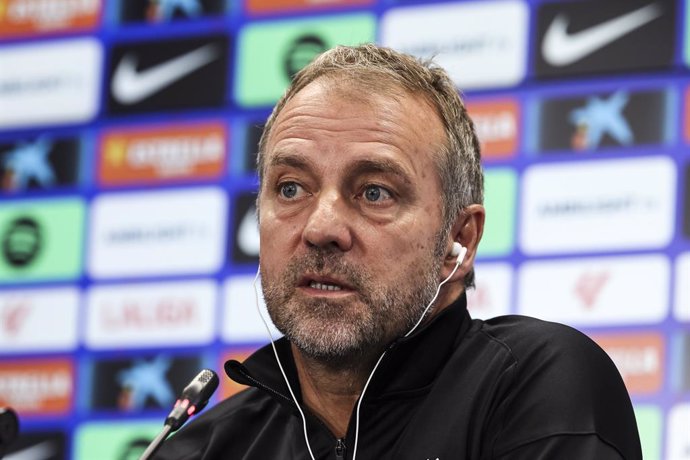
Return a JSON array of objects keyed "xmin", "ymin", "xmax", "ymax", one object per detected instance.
[{"xmin": 261, "ymin": 241, "xmax": 444, "ymax": 367}]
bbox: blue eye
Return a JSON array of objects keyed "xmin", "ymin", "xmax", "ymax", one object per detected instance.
[
  {"xmin": 363, "ymin": 185, "xmax": 391, "ymax": 202},
  {"xmin": 279, "ymin": 182, "xmax": 300, "ymax": 199}
]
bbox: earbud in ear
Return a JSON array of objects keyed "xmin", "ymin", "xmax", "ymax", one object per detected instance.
[{"xmin": 449, "ymin": 242, "xmax": 466, "ymax": 264}]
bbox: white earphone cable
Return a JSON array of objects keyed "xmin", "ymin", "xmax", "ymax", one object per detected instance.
[
  {"xmin": 252, "ymin": 268, "xmax": 316, "ymax": 460},
  {"xmin": 254, "ymin": 250, "xmax": 464, "ymax": 460},
  {"xmin": 351, "ymin": 257, "xmax": 463, "ymax": 460}
]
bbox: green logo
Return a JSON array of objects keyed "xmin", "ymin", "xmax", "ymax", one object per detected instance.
[
  {"xmin": 477, "ymin": 168, "xmax": 516, "ymax": 257},
  {"xmin": 74, "ymin": 421, "xmax": 161, "ymax": 460},
  {"xmin": 235, "ymin": 14, "xmax": 376, "ymax": 107},
  {"xmin": 0, "ymin": 198, "xmax": 84, "ymax": 282}
]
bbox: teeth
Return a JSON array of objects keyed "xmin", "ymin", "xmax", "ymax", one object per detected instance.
[{"xmin": 309, "ymin": 281, "xmax": 342, "ymax": 291}]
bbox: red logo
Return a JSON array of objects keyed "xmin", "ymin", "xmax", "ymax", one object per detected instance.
[
  {"xmin": 0, "ymin": 358, "xmax": 73, "ymax": 415},
  {"xmin": 591, "ymin": 333, "xmax": 664, "ymax": 395},
  {"xmin": 573, "ymin": 271, "xmax": 610, "ymax": 309},
  {"xmin": 0, "ymin": 0, "xmax": 101, "ymax": 38},
  {"xmin": 246, "ymin": 0, "xmax": 373, "ymax": 14},
  {"xmin": 98, "ymin": 121, "xmax": 227, "ymax": 186},
  {"xmin": 101, "ymin": 299, "xmax": 196, "ymax": 331},
  {"xmin": 466, "ymin": 99, "xmax": 519, "ymax": 160},
  {"xmin": 1, "ymin": 300, "xmax": 30, "ymax": 336}
]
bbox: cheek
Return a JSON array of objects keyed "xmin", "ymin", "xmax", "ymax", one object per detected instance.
[{"xmin": 259, "ymin": 213, "xmax": 301, "ymax": 264}]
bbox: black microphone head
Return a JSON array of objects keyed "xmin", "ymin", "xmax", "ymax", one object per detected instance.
[
  {"xmin": 181, "ymin": 369, "xmax": 219, "ymax": 406},
  {"xmin": 165, "ymin": 369, "xmax": 219, "ymax": 431}
]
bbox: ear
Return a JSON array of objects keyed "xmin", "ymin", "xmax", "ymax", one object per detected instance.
[{"xmin": 441, "ymin": 204, "xmax": 485, "ymax": 284}]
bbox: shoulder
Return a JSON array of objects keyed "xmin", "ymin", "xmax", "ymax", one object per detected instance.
[
  {"xmin": 473, "ymin": 315, "xmax": 641, "ymax": 459},
  {"xmin": 479, "ymin": 315, "xmax": 612, "ymax": 370}
]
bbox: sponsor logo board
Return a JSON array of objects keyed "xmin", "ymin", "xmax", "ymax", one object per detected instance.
[
  {"xmin": 241, "ymin": 120, "xmax": 263, "ymax": 174},
  {"xmin": 685, "ymin": 87, "xmax": 690, "ymax": 144},
  {"xmin": 231, "ymin": 191, "xmax": 259, "ymax": 264},
  {"xmin": 74, "ymin": 421, "xmax": 160, "ymax": 460},
  {"xmin": 467, "ymin": 263, "xmax": 512, "ymax": 319},
  {"xmin": 0, "ymin": 0, "xmax": 101, "ymax": 38},
  {"xmin": 634, "ymin": 406, "xmax": 662, "ymax": 460},
  {"xmin": 107, "ymin": 35, "xmax": 229, "ymax": 115},
  {"xmin": 87, "ymin": 353, "xmax": 204, "ymax": 412},
  {"xmin": 88, "ymin": 187, "xmax": 227, "ymax": 278},
  {"xmin": 0, "ymin": 38, "xmax": 101, "ymax": 129},
  {"xmin": 98, "ymin": 121, "xmax": 227, "ymax": 186},
  {"xmin": 86, "ymin": 280, "xmax": 216, "ymax": 349},
  {"xmin": 222, "ymin": 275, "xmax": 280, "ymax": 344},
  {"xmin": 667, "ymin": 403, "xmax": 690, "ymax": 460},
  {"xmin": 534, "ymin": 88, "xmax": 672, "ymax": 153},
  {"xmin": 381, "ymin": 1, "xmax": 528, "ymax": 90},
  {"xmin": 118, "ymin": 0, "xmax": 224, "ymax": 24},
  {"xmin": 680, "ymin": 166, "xmax": 690, "ymax": 240},
  {"xmin": 0, "ymin": 198, "xmax": 85, "ymax": 283},
  {"xmin": 0, "ymin": 358, "xmax": 73, "ymax": 415},
  {"xmin": 5, "ymin": 430, "xmax": 67, "ymax": 460},
  {"xmin": 235, "ymin": 14, "xmax": 375, "ymax": 107},
  {"xmin": 673, "ymin": 332, "xmax": 690, "ymax": 392},
  {"xmin": 591, "ymin": 333, "xmax": 664, "ymax": 395},
  {"xmin": 535, "ymin": 0, "xmax": 676, "ymax": 78},
  {"xmin": 517, "ymin": 254, "xmax": 669, "ymax": 326},
  {"xmin": 674, "ymin": 253, "xmax": 690, "ymax": 322},
  {"xmin": 477, "ymin": 169, "xmax": 516, "ymax": 257},
  {"xmin": 466, "ymin": 99, "xmax": 519, "ymax": 159},
  {"xmin": 520, "ymin": 157, "xmax": 675, "ymax": 254},
  {"xmin": 246, "ymin": 0, "xmax": 373, "ymax": 15},
  {"xmin": 0, "ymin": 136, "xmax": 81, "ymax": 193},
  {"xmin": 0, "ymin": 287, "xmax": 79, "ymax": 352}
]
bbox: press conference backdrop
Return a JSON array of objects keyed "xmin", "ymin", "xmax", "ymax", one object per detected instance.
[{"xmin": 0, "ymin": 0, "xmax": 688, "ymax": 458}]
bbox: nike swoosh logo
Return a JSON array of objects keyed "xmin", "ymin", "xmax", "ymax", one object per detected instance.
[
  {"xmin": 112, "ymin": 44, "xmax": 219, "ymax": 105},
  {"xmin": 542, "ymin": 2, "xmax": 663, "ymax": 66},
  {"xmin": 6, "ymin": 441, "xmax": 57, "ymax": 460},
  {"xmin": 238, "ymin": 205, "xmax": 260, "ymax": 256}
]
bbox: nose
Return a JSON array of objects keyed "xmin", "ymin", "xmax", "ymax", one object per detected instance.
[{"xmin": 302, "ymin": 190, "xmax": 353, "ymax": 252}]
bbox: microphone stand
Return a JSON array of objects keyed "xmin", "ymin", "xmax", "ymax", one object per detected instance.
[{"xmin": 139, "ymin": 424, "xmax": 172, "ymax": 460}]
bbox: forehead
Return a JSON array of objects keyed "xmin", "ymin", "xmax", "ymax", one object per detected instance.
[{"xmin": 264, "ymin": 78, "xmax": 446, "ymax": 168}]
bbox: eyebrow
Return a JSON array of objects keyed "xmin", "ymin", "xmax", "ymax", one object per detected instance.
[
  {"xmin": 268, "ymin": 151, "xmax": 413, "ymax": 185},
  {"xmin": 269, "ymin": 151, "xmax": 311, "ymax": 171}
]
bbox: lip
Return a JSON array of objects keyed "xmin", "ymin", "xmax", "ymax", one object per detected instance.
[{"xmin": 298, "ymin": 273, "xmax": 356, "ymax": 296}]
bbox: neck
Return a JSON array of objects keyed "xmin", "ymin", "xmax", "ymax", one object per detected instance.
[{"xmin": 292, "ymin": 344, "xmax": 378, "ymax": 438}]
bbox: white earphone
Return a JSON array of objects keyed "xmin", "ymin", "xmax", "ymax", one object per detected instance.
[{"xmin": 449, "ymin": 241, "xmax": 467, "ymax": 265}]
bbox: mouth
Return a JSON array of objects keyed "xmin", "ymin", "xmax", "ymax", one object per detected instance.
[
  {"xmin": 298, "ymin": 274, "xmax": 355, "ymax": 295},
  {"xmin": 309, "ymin": 281, "xmax": 343, "ymax": 291}
]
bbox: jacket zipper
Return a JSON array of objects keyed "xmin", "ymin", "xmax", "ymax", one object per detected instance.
[
  {"xmin": 238, "ymin": 365, "xmax": 349, "ymax": 457},
  {"xmin": 335, "ymin": 438, "xmax": 346, "ymax": 460}
]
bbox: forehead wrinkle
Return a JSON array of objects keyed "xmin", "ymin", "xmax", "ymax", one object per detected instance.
[{"xmin": 346, "ymin": 158, "xmax": 413, "ymax": 185}]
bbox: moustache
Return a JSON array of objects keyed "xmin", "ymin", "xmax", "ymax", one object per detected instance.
[{"xmin": 283, "ymin": 248, "xmax": 368, "ymax": 291}]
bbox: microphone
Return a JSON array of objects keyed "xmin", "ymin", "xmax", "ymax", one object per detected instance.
[{"xmin": 139, "ymin": 369, "xmax": 219, "ymax": 460}]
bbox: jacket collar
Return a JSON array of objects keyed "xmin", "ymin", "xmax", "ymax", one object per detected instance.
[{"xmin": 225, "ymin": 293, "xmax": 472, "ymax": 404}]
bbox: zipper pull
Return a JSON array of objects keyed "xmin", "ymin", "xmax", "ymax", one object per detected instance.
[{"xmin": 335, "ymin": 438, "xmax": 347, "ymax": 460}]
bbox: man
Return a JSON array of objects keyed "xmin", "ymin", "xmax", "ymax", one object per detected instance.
[{"xmin": 156, "ymin": 44, "xmax": 641, "ymax": 459}]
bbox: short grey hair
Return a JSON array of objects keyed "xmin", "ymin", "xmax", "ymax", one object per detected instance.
[{"xmin": 257, "ymin": 44, "xmax": 483, "ymax": 287}]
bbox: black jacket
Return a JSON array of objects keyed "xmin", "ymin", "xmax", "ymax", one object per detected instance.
[{"xmin": 156, "ymin": 294, "xmax": 641, "ymax": 459}]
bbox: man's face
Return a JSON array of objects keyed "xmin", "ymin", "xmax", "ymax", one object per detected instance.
[{"xmin": 258, "ymin": 79, "xmax": 449, "ymax": 363}]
